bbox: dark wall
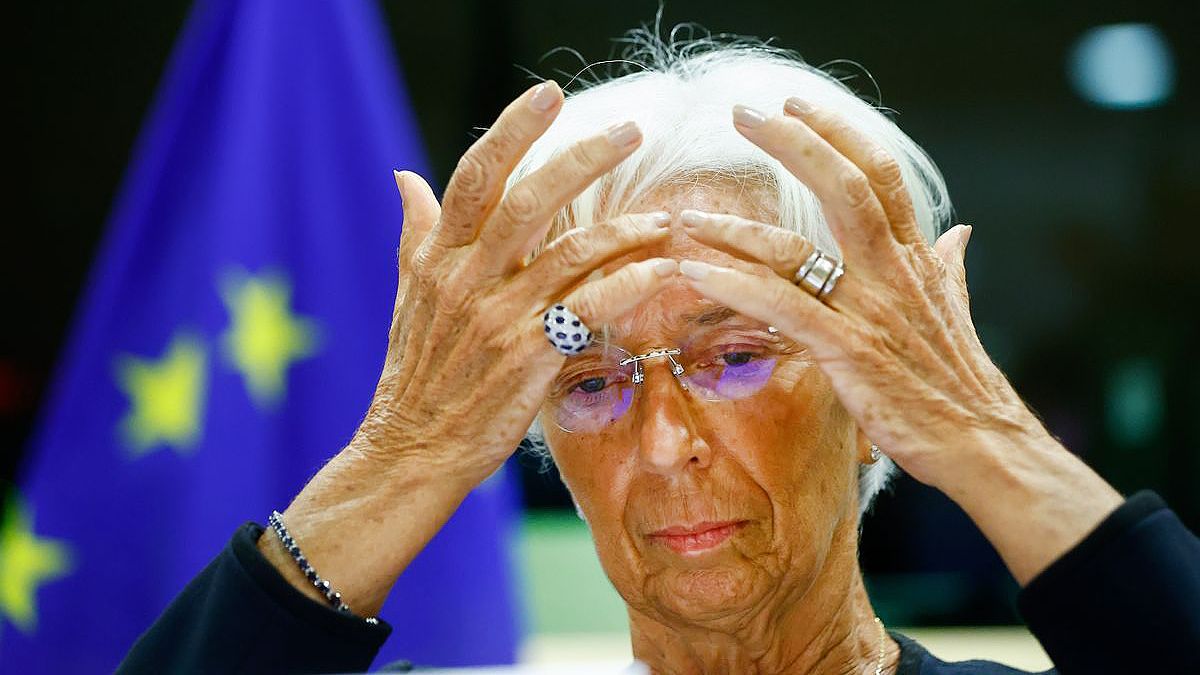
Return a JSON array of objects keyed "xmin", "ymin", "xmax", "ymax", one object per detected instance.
[{"xmin": 8, "ymin": 0, "xmax": 1197, "ymax": 625}]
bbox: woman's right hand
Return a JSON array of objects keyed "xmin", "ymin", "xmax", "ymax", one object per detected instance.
[
  {"xmin": 361, "ymin": 79, "xmax": 677, "ymax": 485},
  {"xmin": 258, "ymin": 81, "xmax": 678, "ymax": 615}
]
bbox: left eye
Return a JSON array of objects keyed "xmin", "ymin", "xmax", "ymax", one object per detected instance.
[{"xmin": 722, "ymin": 351, "xmax": 754, "ymax": 366}]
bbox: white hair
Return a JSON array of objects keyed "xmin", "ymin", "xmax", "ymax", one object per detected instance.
[{"xmin": 515, "ymin": 30, "xmax": 951, "ymax": 517}]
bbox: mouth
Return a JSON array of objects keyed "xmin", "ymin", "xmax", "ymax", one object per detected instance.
[{"xmin": 646, "ymin": 520, "xmax": 748, "ymax": 555}]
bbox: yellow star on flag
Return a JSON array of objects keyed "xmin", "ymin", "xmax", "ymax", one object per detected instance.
[
  {"xmin": 115, "ymin": 333, "xmax": 208, "ymax": 457},
  {"xmin": 0, "ymin": 493, "xmax": 72, "ymax": 634},
  {"xmin": 219, "ymin": 269, "xmax": 318, "ymax": 408}
]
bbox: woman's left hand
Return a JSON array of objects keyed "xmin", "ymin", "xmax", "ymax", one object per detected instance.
[
  {"xmin": 676, "ymin": 98, "xmax": 1031, "ymax": 488},
  {"xmin": 676, "ymin": 98, "xmax": 1122, "ymax": 584}
]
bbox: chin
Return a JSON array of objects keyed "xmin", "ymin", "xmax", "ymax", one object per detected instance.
[{"xmin": 649, "ymin": 563, "xmax": 769, "ymax": 622}]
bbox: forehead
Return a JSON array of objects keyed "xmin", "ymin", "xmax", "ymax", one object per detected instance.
[{"xmin": 597, "ymin": 180, "xmax": 779, "ymax": 341}]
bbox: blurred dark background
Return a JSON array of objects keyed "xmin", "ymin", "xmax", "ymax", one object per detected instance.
[{"xmin": 7, "ymin": 0, "xmax": 1198, "ymax": 626}]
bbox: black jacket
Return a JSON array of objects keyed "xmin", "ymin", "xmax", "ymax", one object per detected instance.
[{"xmin": 118, "ymin": 491, "xmax": 1200, "ymax": 674}]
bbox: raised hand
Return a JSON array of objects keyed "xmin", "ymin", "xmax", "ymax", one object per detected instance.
[
  {"xmin": 263, "ymin": 81, "xmax": 678, "ymax": 613},
  {"xmin": 676, "ymin": 98, "xmax": 1121, "ymax": 584}
]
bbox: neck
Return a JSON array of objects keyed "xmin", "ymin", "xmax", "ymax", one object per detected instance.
[{"xmin": 627, "ymin": 528, "xmax": 892, "ymax": 674}]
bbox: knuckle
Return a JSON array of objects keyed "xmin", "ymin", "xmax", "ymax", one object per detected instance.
[
  {"xmin": 411, "ymin": 241, "xmax": 439, "ymax": 280},
  {"xmin": 842, "ymin": 171, "xmax": 873, "ymax": 207},
  {"xmin": 872, "ymin": 150, "xmax": 904, "ymax": 188},
  {"xmin": 551, "ymin": 229, "xmax": 596, "ymax": 267},
  {"xmin": 604, "ymin": 216, "xmax": 647, "ymax": 245},
  {"xmin": 451, "ymin": 153, "xmax": 490, "ymax": 205},
  {"xmin": 570, "ymin": 290, "xmax": 602, "ymax": 324},
  {"xmin": 565, "ymin": 139, "xmax": 603, "ymax": 173},
  {"xmin": 501, "ymin": 185, "xmax": 543, "ymax": 223},
  {"xmin": 766, "ymin": 227, "xmax": 801, "ymax": 270}
]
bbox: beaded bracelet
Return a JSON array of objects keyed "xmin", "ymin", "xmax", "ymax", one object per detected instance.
[{"xmin": 267, "ymin": 510, "xmax": 377, "ymax": 624}]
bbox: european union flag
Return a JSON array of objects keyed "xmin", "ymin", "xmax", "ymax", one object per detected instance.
[{"xmin": 0, "ymin": 0, "xmax": 521, "ymax": 670}]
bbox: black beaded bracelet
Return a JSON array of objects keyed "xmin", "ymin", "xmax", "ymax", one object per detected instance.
[{"xmin": 267, "ymin": 510, "xmax": 376, "ymax": 623}]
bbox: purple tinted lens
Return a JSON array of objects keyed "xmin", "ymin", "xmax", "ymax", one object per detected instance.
[
  {"xmin": 556, "ymin": 383, "xmax": 634, "ymax": 432},
  {"xmin": 686, "ymin": 357, "xmax": 777, "ymax": 400}
]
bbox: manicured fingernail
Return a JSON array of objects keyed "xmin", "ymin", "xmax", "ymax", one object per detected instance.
[
  {"xmin": 732, "ymin": 104, "xmax": 767, "ymax": 129},
  {"xmin": 679, "ymin": 209, "xmax": 711, "ymax": 228},
  {"xmin": 529, "ymin": 81, "xmax": 561, "ymax": 112},
  {"xmin": 393, "ymin": 170, "xmax": 407, "ymax": 199},
  {"xmin": 963, "ymin": 224, "xmax": 973, "ymax": 247},
  {"xmin": 647, "ymin": 211, "xmax": 671, "ymax": 228},
  {"xmin": 784, "ymin": 97, "xmax": 815, "ymax": 116},
  {"xmin": 653, "ymin": 259, "xmax": 678, "ymax": 277},
  {"xmin": 606, "ymin": 121, "xmax": 641, "ymax": 148},
  {"xmin": 679, "ymin": 260, "xmax": 711, "ymax": 280}
]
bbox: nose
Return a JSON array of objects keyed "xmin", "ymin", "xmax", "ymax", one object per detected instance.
[{"xmin": 635, "ymin": 363, "xmax": 712, "ymax": 476}]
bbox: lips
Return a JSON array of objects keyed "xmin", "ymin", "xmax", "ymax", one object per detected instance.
[{"xmin": 647, "ymin": 520, "xmax": 747, "ymax": 555}]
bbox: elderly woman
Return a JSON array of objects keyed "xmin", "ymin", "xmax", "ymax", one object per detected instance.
[{"xmin": 120, "ymin": 40, "xmax": 1199, "ymax": 674}]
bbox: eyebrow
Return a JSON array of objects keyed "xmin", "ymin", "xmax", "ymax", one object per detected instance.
[{"xmin": 682, "ymin": 306, "xmax": 739, "ymax": 326}]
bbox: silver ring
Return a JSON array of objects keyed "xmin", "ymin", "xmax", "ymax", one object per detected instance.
[
  {"xmin": 794, "ymin": 249, "xmax": 845, "ymax": 304},
  {"xmin": 543, "ymin": 303, "xmax": 592, "ymax": 356},
  {"xmin": 869, "ymin": 444, "xmax": 883, "ymax": 462}
]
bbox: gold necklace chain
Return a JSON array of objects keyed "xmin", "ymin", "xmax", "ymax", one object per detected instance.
[{"xmin": 874, "ymin": 617, "xmax": 887, "ymax": 675}]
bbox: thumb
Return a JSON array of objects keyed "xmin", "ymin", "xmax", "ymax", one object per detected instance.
[
  {"xmin": 933, "ymin": 223, "xmax": 972, "ymax": 300},
  {"xmin": 394, "ymin": 170, "xmax": 441, "ymax": 268},
  {"xmin": 933, "ymin": 223, "xmax": 971, "ymax": 272}
]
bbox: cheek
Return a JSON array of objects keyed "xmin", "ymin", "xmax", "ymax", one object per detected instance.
[
  {"xmin": 726, "ymin": 365, "xmax": 856, "ymax": 517},
  {"xmin": 544, "ymin": 425, "xmax": 649, "ymax": 597},
  {"xmin": 543, "ymin": 421, "xmax": 634, "ymax": 520}
]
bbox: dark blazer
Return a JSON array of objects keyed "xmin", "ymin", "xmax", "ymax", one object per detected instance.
[{"xmin": 117, "ymin": 491, "xmax": 1200, "ymax": 674}]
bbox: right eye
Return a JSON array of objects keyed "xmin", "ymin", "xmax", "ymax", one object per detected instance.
[{"xmin": 576, "ymin": 376, "xmax": 607, "ymax": 394}]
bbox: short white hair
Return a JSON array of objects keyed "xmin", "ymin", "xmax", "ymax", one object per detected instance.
[{"xmin": 515, "ymin": 30, "xmax": 952, "ymax": 517}]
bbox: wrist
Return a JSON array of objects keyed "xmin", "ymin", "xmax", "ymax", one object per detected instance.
[
  {"xmin": 347, "ymin": 410, "xmax": 490, "ymax": 496},
  {"xmin": 266, "ymin": 434, "xmax": 484, "ymax": 615},
  {"xmin": 939, "ymin": 415, "xmax": 1123, "ymax": 585}
]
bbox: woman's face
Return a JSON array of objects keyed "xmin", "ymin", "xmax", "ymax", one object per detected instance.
[{"xmin": 541, "ymin": 183, "xmax": 866, "ymax": 626}]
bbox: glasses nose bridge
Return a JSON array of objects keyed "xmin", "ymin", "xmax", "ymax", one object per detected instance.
[{"xmin": 621, "ymin": 347, "xmax": 687, "ymax": 388}]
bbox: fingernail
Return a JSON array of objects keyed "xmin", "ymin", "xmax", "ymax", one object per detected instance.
[
  {"xmin": 732, "ymin": 104, "xmax": 767, "ymax": 129},
  {"xmin": 647, "ymin": 211, "xmax": 671, "ymax": 228},
  {"xmin": 653, "ymin": 259, "xmax": 678, "ymax": 277},
  {"xmin": 679, "ymin": 260, "xmax": 711, "ymax": 280},
  {"xmin": 529, "ymin": 81, "xmax": 561, "ymax": 112},
  {"xmin": 606, "ymin": 121, "xmax": 641, "ymax": 148},
  {"xmin": 679, "ymin": 209, "xmax": 711, "ymax": 228},
  {"xmin": 963, "ymin": 224, "xmax": 973, "ymax": 247},
  {"xmin": 393, "ymin": 170, "xmax": 407, "ymax": 200},
  {"xmin": 784, "ymin": 97, "xmax": 815, "ymax": 116}
]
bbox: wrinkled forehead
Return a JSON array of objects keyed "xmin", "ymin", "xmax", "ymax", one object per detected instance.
[{"xmin": 595, "ymin": 180, "xmax": 782, "ymax": 345}]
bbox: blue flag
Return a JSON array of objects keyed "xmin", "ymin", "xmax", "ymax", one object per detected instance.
[{"xmin": 0, "ymin": 0, "xmax": 521, "ymax": 670}]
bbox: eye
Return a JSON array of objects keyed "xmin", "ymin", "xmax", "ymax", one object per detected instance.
[
  {"xmin": 722, "ymin": 351, "xmax": 755, "ymax": 366},
  {"xmin": 576, "ymin": 376, "xmax": 608, "ymax": 393}
]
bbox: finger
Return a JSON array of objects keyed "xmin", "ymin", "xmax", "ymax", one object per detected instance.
[
  {"xmin": 554, "ymin": 258, "xmax": 679, "ymax": 338},
  {"xmin": 507, "ymin": 212, "xmax": 672, "ymax": 303},
  {"xmin": 434, "ymin": 80, "xmax": 564, "ymax": 250},
  {"xmin": 676, "ymin": 259, "xmax": 854, "ymax": 362},
  {"xmin": 933, "ymin": 223, "xmax": 973, "ymax": 303},
  {"xmin": 475, "ymin": 120, "xmax": 644, "ymax": 275},
  {"xmin": 395, "ymin": 171, "xmax": 442, "ymax": 275},
  {"xmin": 732, "ymin": 105, "xmax": 902, "ymax": 267},
  {"xmin": 679, "ymin": 209, "xmax": 816, "ymax": 280},
  {"xmin": 783, "ymin": 97, "xmax": 924, "ymax": 246}
]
